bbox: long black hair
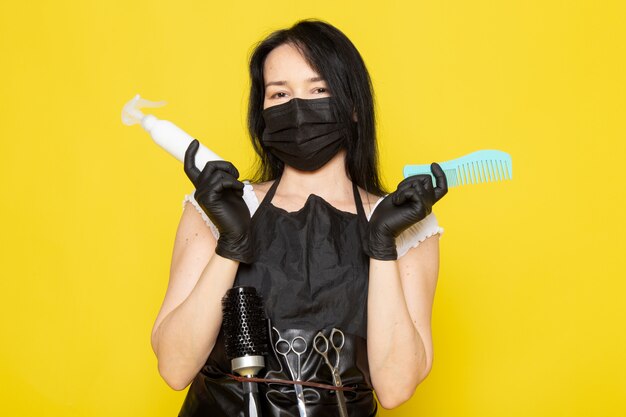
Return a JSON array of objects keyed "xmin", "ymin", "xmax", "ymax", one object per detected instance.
[{"xmin": 247, "ymin": 19, "xmax": 386, "ymax": 196}]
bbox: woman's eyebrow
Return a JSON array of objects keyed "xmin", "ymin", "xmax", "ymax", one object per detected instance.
[{"xmin": 265, "ymin": 76, "xmax": 325, "ymax": 88}]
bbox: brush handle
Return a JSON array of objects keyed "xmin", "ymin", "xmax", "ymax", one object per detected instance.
[
  {"xmin": 222, "ymin": 287, "xmax": 267, "ymax": 415},
  {"xmin": 243, "ymin": 381, "xmax": 262, "ymax": 417}
]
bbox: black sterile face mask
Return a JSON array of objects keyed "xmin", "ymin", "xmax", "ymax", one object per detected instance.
[{"xmin": 261, "ymin": 97, "xmax": 349, "ymax": 171}]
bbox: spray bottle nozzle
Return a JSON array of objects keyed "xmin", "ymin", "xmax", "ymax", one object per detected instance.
[{"xmin": 121, "ymin": 94, "xmax": 167, "ymax": 126}]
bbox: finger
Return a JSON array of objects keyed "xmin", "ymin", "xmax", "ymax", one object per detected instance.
[
  {"xmin": 398, "ymin": 174, "xmax": 434, "ymax": 198},
  {"xmin": 413, "ymin": 179, "xmax": 427, "ymax": 196},
  {"xmin": 184, "ymin": 139, "xmax": 201, "ymax": 184},
  {"xmin": 208, "ymin": 160, "xmax": 241, "ymax": 179},
  {"xmin": 198, "ymin": 161, "xmax": 241, "ymax": 189},
  {"xmin": 394, "ymin": 175, "xmax": 425, "ymax": 202},
  {"xmin": 212, "ymin": 177, "xmax": 245, "ymax": 197},
  {"xmin": 396, "ymin": 174, "xmax": 431, "ymax": 191},
  {"xmin": 392, "ymin": 187, "xmax": 420, "ymax": 206},
  {"xmin": 414, "ymin": 180, "xmax": 435, "ymax": 210},
  {"xmin": 419, "ymin": 175, "xmax": 433, "ymax": 190},
  {"xmin": 411, "ymin": 180, "xmax": 434, "ymax": 215},
  {"xmin": 431, "ymin": 162, "xmax": 448, "ymax": 202},
  {"xmin": 228, "ymin": 179, "xmax": 245, "ymax": 191},
  {"xmin": 197, "ymin": 160, "xmax": 219, "ymax": 186},
  {"xmin": 201, "ymin": 167, "xmax": 243, "ymax": 191},
  {"xmin": 225, "ymin": 179, "xmax": 245, "ymax": 195},
  {"xmin": 221, "ymin": 178, "xmax": 245, "ymax": 198}
]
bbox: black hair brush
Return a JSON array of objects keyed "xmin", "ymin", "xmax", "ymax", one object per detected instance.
[{"xmin": 222, "ymin": 286, "xmax": 268, "ymax": 417}]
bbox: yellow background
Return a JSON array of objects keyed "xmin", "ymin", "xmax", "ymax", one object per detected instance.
[{"xmin": 1, "ymin": 0, "xmax": 624, "ymax": 416}]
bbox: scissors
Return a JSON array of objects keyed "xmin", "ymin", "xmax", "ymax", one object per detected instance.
[
  {"xmin": 313, "ymin": 328, "xmax": 348, "ymax": 417},
  {"xmin": 273, "ymin": 327, "xmax": 309, "ymax": 417}
]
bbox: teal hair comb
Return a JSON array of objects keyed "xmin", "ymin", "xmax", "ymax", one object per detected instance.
[{"xmin": 403, "ymin": 150, "xmax": 512, "ymax": 187}]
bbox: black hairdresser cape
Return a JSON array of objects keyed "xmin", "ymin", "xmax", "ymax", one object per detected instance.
[{"xmin": 179, "ymin": 176, "xmax": 378, "ymax": 417}]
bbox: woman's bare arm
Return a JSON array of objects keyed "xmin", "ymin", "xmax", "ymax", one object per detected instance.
[
  {"xmin": 367, "ymin": 234, "xmax": 440, "ymax": 408},
  {"xmin": 151, "ymin": 202, "xmax": 239, "ymax": 390}
]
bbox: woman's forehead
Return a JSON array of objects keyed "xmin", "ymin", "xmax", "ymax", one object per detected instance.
[{"xmin": 263, "ymin": 43, "xmax": 320, "ymax": 83}]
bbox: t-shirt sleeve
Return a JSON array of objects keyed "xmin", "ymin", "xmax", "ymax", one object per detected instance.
[
  {"xmin": 368, "ymin": 196, "xmax": 444, "ymax": 259},
  {"xmin": 181, "ymin": 181, "xmax": 258, "ymax": 241},
  {"xmin": 182, "ymin": 192, "xmax": 221, "ymax": 240},
  {"xmin": 395, "ymin": 212, "xmax": 444, "ymax": 258}
]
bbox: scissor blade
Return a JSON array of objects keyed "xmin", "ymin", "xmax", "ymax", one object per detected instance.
[
  {"xmin": 336, "ymin": 390, "xmax": 349, "ymax": 417},
  {"xmin": 332, "ymin": 371, "xmax": 348, "ymax": 417},
  {"xmin": 295, "ymin": 385, "xmax": 308, "ymax": 417}
]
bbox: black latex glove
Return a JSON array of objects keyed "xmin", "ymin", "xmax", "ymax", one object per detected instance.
[
  {"xmin": 365, "ymin": 162, "xmax": 448, "ymax": 260},
  {"xmin": 184, "ymin": 139, "xmax": 253, "ymax": 263}
]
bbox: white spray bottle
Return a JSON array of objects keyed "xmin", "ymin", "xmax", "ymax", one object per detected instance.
[{"xmin": 121, "ymin": 94, "xmax": 222, "ymax": 169}]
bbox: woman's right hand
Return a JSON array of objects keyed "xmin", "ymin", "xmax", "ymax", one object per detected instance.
[
  {"xmin": 184, "ymin": 139, "xmax": 253, "ymax": 263},
  {"xmin": 366, "ymin": 163, "xmax": 448, "ymax": 260}
]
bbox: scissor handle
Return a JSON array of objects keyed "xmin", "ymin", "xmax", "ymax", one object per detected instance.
[
  {"xmin": 273, "ymin": 327, "xmax": 291, "ymax": 355},
  {"xmin": 275, "ymin": 339, "xmax": 291, "ymax": 355},
  {"xmin": 313, "ymin": 331, "xmax": 330, "ymax": 355},
  {"xmin": 330, "ymin": 328, "xmax": 345, "ymax": 350},
  {"xmin": 291, "ymin": 336, "xmax": 307, "ymax": 355}
]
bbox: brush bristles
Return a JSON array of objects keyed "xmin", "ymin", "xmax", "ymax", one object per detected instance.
[{"xmin": 221, "ymin": 286, "xmax": 268, "ymax": 360}]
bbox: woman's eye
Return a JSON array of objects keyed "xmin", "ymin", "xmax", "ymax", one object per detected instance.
[
  {"xmin": 270, "ymin": 92, "xmax": 287, "ymax": 99},
  {"xmin": 315, "ymin": 87, "xmax": 328, "ymax": 94}
]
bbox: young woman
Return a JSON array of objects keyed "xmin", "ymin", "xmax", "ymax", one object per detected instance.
[{"xmin": 151, "ymin": 19, "xmax": 447, "ymax": 416}]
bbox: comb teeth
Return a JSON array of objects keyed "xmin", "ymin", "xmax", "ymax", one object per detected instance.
[{"xmin": 403, "ymin": 150, "xmax": 512, "ymax": 187}]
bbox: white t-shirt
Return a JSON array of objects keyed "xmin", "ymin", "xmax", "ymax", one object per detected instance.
[{"xmin": 183, "ymin": 182, "xmax": 444, "ymax": 258}]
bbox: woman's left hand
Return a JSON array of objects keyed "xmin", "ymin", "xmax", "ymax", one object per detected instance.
[{"xmin": 365, "ymin": 162, "xmax": 448, "ymax": 260}]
